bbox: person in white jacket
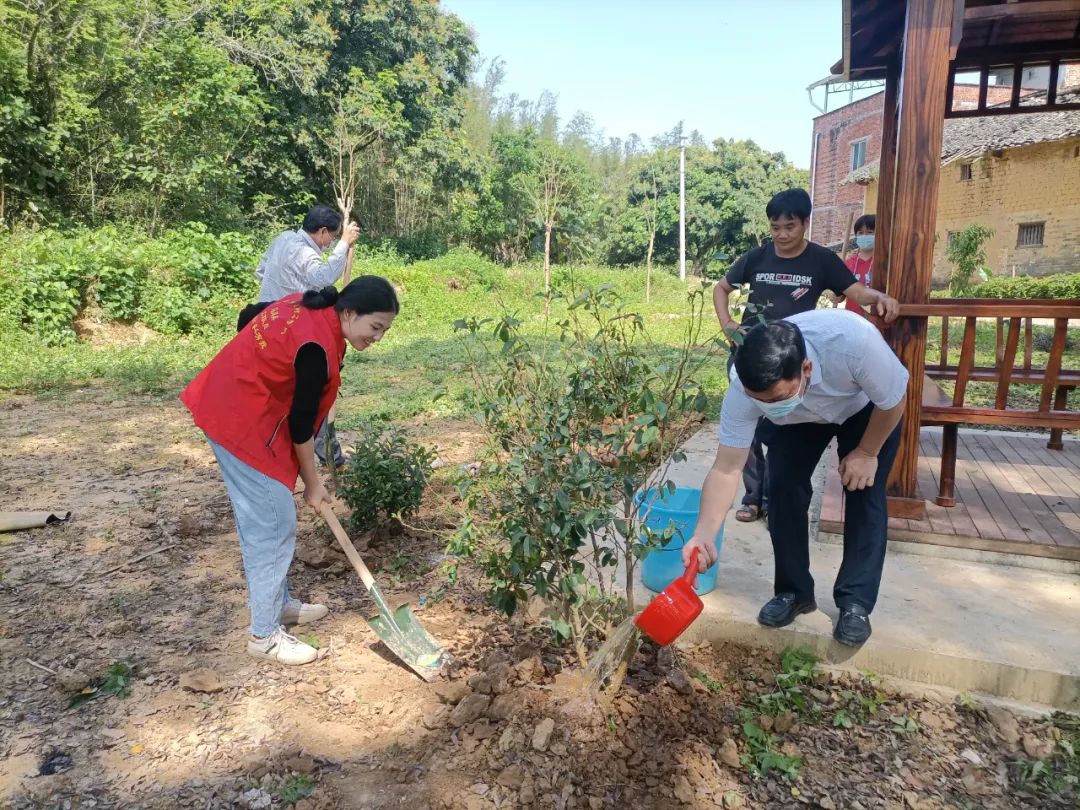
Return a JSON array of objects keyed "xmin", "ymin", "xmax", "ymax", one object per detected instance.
[{"xmin": 255, "ymin": 204, "xmax": 361, "ymax": 465}]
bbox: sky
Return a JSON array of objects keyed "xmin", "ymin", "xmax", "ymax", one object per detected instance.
[{"xmin": 440, "ymin": 0, "xmax": 877, "ymax": 169}]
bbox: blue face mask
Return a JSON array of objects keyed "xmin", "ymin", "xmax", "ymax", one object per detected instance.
[
  {"xmin": 754, "ymin": 376, "xmax": 807, "ymax": 420},
  {"xmin": 855, "ymin": 234, "xmax": 875, "ymax": 251}
]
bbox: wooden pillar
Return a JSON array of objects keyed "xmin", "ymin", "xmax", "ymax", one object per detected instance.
[
  {"xmin": 936, "ymin": 424, "xmax": 958, "ymax": 507},
  {"xmin": 872, "ymin": 59, "xmax": 899, "ymax": 297},
  {"xmin": 885, "ymin": 0, "xmax": 956, "ymax": 519}
]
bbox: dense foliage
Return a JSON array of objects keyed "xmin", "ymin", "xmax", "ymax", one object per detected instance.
[
  {"xmin": 0, "ymin": 1, "xmax": 806, "ymax": 270},
  {"xmin": 0, "ymin": 224, "xmax": 259, "ymax": 344}
]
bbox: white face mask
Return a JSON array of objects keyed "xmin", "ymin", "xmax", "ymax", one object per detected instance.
[
  {"xmin": 753, "ymin": 375, "xmax": 807, "ymax": 420},
  {"xmin": 855, "ymin": 234, "xmax": 875, "ymax": 251}
]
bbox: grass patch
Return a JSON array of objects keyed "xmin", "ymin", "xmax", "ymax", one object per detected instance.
[
  {"xmin": 0, "ymin": 260, "xmax": 730, "ymax": 429},
  {"xmin": 1015, "ymin": 712, "xmax": 1080, "ymax": 800},
  {"xmin": 926, "ymin": 316, "xmax": 1080, "ymax": 413},
  {"xmin": 276, "ymin": 774, "xmax": 316, "ymax": 805},
  {"xmin": 736, "ymin": 647, "xmax": 823, "ymax": 781},
  {"xmin": 743, "ymin": 645, "xmax": 822, "ymax": 722}
]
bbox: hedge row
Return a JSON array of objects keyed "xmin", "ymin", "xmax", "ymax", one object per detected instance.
[{"xmin": 971, "ymin": 273, "xmax": 1080, "ymax": 300}]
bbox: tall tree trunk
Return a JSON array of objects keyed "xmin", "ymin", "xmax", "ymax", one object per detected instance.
[
  {"xmin": 645, "ymin": 229, "xmax": 656, "ymax": 303},
  {"xmin": 543, "ymin": 220, "xmax": 553, "ymax": 309}
]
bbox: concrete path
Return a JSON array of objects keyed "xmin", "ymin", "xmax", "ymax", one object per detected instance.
[{"xmin": 645, "ymin": 425, "xmax": 1080, "ymax": 710}]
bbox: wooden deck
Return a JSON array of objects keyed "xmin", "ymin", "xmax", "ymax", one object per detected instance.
[{"xmin": 821, "ymin": 428, "xmax": 1080, "ymax": 562}]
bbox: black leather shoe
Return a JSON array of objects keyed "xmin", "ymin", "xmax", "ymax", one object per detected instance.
[
  {"xmin": 757, "ymin": 593, "xmax": 816, "ymax": 628},
  {"xmin": 834, "ymin": 604, "xmax": 872, "ymax": 646}
]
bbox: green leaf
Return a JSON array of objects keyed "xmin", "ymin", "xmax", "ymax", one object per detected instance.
[{"xmin": 549, "ymin": 619, "xmax": 572, "ymax": 641}]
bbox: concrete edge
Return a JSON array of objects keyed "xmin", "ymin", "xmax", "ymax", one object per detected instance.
[{"xmin": 678, "ymin": 608, "xmax": 1080, "ymax": 712}]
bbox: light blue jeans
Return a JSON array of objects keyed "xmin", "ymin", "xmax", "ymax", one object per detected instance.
[{"xmin": 208, "ymin": 438, "xmax": 299, "ymax": 637}]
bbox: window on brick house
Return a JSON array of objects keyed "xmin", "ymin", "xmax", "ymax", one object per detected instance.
[
  {"xmin": 960, "ymin": 163, "xmax": 972, "ymax": 181},
  {"xmin": 850, "ymin": 139, "xmax": 868, "ymax": 171},
  {"xmin": 1017, "ymin": 222, "xmax": 1045, "ymax": 248}
]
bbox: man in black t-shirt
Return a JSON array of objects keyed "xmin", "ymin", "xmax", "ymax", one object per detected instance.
[{"xmin": 713, "ymin": 189, "xmax": 899, "ymax": 523}]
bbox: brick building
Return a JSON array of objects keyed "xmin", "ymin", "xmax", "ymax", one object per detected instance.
[
  {"xmin": 851, "ymin": 108, "xmax": 1080, "ymax": 282},
  {"xmin": 808, "ymin": 92, "xmax": 884, "ymax": 249},
  {"xmin": 810, "ymin": 66, "xmax": 1080, "ymax": 282},
  {"xmin": 809, "ymin": 85, "xmax": 1022, "ymax": 248}
]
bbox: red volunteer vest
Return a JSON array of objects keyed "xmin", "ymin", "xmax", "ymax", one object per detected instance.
[
  {"xmin": 180, "ymin": 295, "xmax": 346, "ymax": 486},
  {"xmin": 844, "ymin": 253, "xmax": 873, "ymax": 316}
]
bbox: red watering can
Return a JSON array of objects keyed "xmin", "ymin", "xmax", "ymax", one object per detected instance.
[{"xmin": 634, "ymin": 548, "xmax": 704, "ymax": 646}]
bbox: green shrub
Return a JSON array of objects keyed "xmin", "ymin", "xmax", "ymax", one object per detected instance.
[
  {"xmin": 9, "ymin": 231, "xmax": 88, "ymax": 344},
  {"xmin": 409, "ymin": 247, "xmax": 501, "ymax": 291},
  {"xmin": 139, "ymin": 283, "xmax": 203, "ymax": 336},
  {"xmin": 21, "ymin": 275, "xmax": 81, "ymax": 345},
  {"xmin": 449, "ymin": 283, "xmax": 721, "ymax": 673},
  {"xmin": 0, "ymin": 224, "xmax": 260, "ymax": 341},
  {"xmin": 149, "ymin": 223, "xmax": 259, "ymax": 298},
  {"xmin": 973, "ymin": 272, "xmax": 1080, "ymax": 300},
  {"xmin": 338, "ymin": 421, "xmax": 436, "ymax": 533}
]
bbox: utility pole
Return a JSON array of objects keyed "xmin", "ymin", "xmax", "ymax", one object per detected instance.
[{"xmin": 678, "ymin": 136, "xmax": 686, "ymax": 281}]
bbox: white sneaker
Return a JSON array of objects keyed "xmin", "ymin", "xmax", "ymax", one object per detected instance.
[
  {"xmin": 247, "ymin": 626, "xmax": 318, "ymax": 665},
  {"xmin": 281, "ymin": 601, "xmax": 329, "ymax": 627}
]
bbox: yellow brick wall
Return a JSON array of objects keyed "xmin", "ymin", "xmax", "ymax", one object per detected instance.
[{"xmin": 862, "ymin": 137, "xmax": 1080, "ymax": 284}]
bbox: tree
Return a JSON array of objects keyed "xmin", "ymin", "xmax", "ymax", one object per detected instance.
[
  {"xmin": 452, "ymin": 283, "xmax": 720, "ymax": 682},
  {"xmin": 631, "ymin": 153, "xmax": 678, "ymax": 300},
  {"xmin": 607, "ymin": 138, "xmax": 808, "ymax": 277},
  {"xmin": 946, "ymin": 223, "xmax": 994, "ymax": 295},
  {"xmin": 317, "ymin": 67, "xmax": 406, "ymax": 275},
  {"xmin": 519, "ymin": 141, "xmax": 588, "ymax": 299},
  {"xmin": 0, "ymin": 0, "xmax": 478, "ymax": 230},
  {"xmin": 471, "ymin": 129, "xmax": 537, "ymax": 263},
  {"xmin": 120, "ymin": 30, "xmax": 265, "ymax": 231}
]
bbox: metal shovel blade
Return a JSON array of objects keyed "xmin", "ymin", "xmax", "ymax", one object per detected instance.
[
  {"xmin": 319, "ymin": 504, "xmax": 449, "ymax": 681},
  {"xmin": 367, "ymin": 601, "xmax": 448, "ymax": 682}
]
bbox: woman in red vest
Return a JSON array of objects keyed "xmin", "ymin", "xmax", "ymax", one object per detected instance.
[{"xmin": 181, "ymin": 276, "xmax": 399, "ymax": 665}]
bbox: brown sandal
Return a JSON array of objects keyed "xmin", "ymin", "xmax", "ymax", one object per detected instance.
[{"xmin": 736, "ymin": 505, "xmax": 764, "ymax": 522}]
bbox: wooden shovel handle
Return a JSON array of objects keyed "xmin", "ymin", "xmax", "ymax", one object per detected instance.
[
  {"xmin": 319, "ymin": 504, "xmax": 376, "ymax": 591},
  {"xmin": 343, "ymin": 244, "xmax": 354, "ymax": 286}
]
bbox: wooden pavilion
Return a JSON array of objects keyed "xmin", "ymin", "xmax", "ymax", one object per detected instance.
[{"xmin": 824, "ymin": 0, "xmax": 1080, "ymax": 561}]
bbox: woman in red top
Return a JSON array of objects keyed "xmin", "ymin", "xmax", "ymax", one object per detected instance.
[
  {"xmin": 844, "ymin": 214, "xmax": 875, "ymax": 316},
  {"xmin": 181, "ymin": 276, "xmax": 399, "ymax": 665}
]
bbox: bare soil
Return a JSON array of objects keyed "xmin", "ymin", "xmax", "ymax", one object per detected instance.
[{"xmin": 0, "ymin": 388, "xmax": 1073, "ymax": 809}]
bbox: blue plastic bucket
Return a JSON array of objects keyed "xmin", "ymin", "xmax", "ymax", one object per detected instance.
[{"xmin": 636, "ymin": 486, "xmax": 722, "ymax": 595}]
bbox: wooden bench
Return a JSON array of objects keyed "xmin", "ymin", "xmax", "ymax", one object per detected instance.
[{"xmin": 903, "ymin": 300, "xmax": 1080, "ymax": 507}]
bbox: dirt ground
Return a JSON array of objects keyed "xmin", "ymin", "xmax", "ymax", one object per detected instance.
[{"xmin": 0, "ymin": 388, "xmax": 1074, "ymax": 809}]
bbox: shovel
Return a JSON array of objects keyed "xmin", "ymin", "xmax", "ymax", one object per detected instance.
[
  {"xmin": 319, "ymin": 504, "xmax": 448, "ymax": 681},
  {"xmin": 634, "ymin": 548, "xmax": 704, "ymax": 646}
]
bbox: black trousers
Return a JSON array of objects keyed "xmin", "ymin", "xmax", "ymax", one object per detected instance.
[
  {"xmin": 727, "ymin": 356, "xmax": 768, "ymax": 510},
  {"xmin": 741, "ymin": 419, "xmax": 769, "ymax": 509},
  {"xmin": 758, "ymin": 403, "xmax": 901, "ymax": 613}
]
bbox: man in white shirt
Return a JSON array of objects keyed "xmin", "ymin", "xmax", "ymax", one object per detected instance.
[
  {"xmin": 681, "ymin": 310, "xmax": 908, "ymax": 646},
  {"xmin": 255, "ymin": 204, "xmax": 361, "ymax": 465},
  {"xmin": 256, "ymin": 205, "xmax": 361, "ymax": 304}
]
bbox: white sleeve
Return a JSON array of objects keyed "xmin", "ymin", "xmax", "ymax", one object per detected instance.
[
  {"xmin": 718, "ymin": 382, "xmax": 762, "ymax": 449},
  {"xmin": 302, "ymin": 241, "xmax": 350, "ymax": 290},
  {"xmin": 255, "ymin": 242, "xmax": 276, "ymax": 282},
  {"xmin": 850, "ymin": 325, "xmax": 910, "ymax": 409}
]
